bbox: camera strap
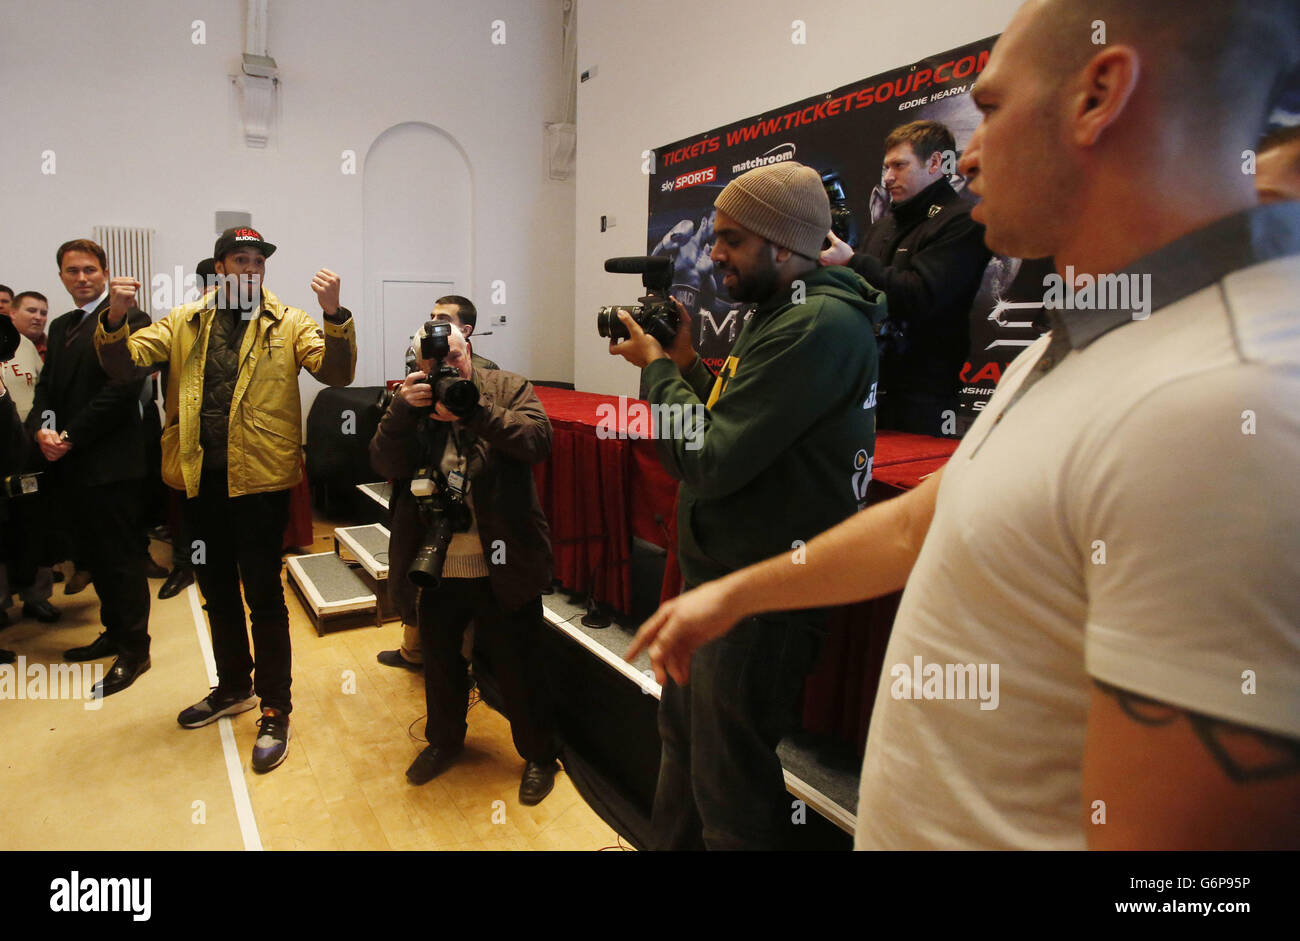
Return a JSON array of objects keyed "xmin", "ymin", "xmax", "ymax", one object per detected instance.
[{"xmin": 444, "ymin": 426, "xmax": 468, "ymax": 498}]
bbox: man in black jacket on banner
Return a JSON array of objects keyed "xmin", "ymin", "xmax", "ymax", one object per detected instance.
[{"xmin": 822, "ymin": 120, "xmax": 992, "ymax": 436}]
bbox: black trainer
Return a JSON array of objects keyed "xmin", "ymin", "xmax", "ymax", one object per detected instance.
[{"xmin": 178, "ymin": 687, "xmax": 258, "ymax": 728}]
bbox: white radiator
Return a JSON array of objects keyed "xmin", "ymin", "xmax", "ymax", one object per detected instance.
[{"xmin": 92, "ymin": 225, "xmax": 155, "ymax": 315}]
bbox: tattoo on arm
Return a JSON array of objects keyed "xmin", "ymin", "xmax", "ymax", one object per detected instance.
[{"xmin": 1094, "ymin": 680, "xmax": 1300, "ymax": 783}]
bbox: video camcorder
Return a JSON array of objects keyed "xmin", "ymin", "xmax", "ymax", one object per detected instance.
[{"xmin": 596, "ymin": 256, "xmax": 680, "ymax": 347}]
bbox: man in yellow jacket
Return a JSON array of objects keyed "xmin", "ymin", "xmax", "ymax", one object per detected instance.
[{"xmin": 95, "ymin": 227, "xmax": 356, "ymax": 772}]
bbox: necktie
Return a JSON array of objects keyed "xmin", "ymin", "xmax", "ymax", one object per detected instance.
[{"xmin": 63, "ymin": 310, "xmax": 89, "ymax": 348}]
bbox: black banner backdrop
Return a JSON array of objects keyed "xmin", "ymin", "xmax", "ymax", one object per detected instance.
[
  {"xmin": 647, "ymin": 35, "xmax": 1047, "ymax": 423},
  {"xmin": 647, "ymin": 41, "xmax": 1300, "ymax": 424}
]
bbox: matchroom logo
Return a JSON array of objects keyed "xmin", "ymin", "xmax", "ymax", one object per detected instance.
[
  {"xmin": 731, "ymin": 142, "xmax": 797, "ymax": 175},
  {"xmin": 890, "ymin": 656, "xmax": 1000, "ymax": 710}
]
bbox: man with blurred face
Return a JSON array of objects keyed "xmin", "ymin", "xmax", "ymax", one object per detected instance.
[
  {"xmin": 95, "ymin": 226, "xmax": 357, "ymax": 772},
  {"xmin": 1256, "ymin": 125, "xmax": 1300, "ymax": 204},
  {"xmin": 627, "ymin": 0, "xmax": 1300, "ymax": 850},
  {"xmin": 0, "ymin": 286, "xmax": 13, "ymax": 318}
]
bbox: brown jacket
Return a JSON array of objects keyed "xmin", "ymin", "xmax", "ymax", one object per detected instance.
[{"xmin": 370, "ymin": 367, "xmax": 552, "ymax": 614}]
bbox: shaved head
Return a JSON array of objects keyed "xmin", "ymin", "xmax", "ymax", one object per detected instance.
[
  {"xmin": 961, "ymin": 0, "xmax": 1300, "ymax": 269},
  {"xmin": 1026, "ymin": 0, "xmax": 1300, "ymax": 135}
]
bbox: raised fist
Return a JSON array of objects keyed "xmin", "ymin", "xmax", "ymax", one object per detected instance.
[
  {"xmin": 311, "ymin": 269, "xmax": 341, "ymax": 316},
  {"xmin": 107, "ymin": 277, "xmax": 141, "ymax": 326}
]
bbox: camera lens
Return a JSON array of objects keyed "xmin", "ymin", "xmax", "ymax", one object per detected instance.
[
  {"xmin": 597, "ymin": 306, "xmax": 634, "ymax": 341},
  {"xmin": 437, "ymin": 376, "xmax": 479, "ymax": 416}
]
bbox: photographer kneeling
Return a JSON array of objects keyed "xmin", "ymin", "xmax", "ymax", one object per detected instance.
[{"xmin": 370, "ymin": 321, "xmax": 561, "ymax": 803}]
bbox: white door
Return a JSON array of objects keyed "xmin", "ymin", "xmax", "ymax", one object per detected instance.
[{"xmin": 380, "ymin": 279, "xmax": 455, "ymax": 382}]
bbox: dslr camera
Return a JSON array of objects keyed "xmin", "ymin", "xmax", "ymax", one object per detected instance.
[
  {"xmin": 408, "ymin": 321, "xmax": 480, "ymax": 418},
  {"xmin": 596, "ymin": 256, "xmax": 680, "ymax": 347},
  {"xmin": 407, "ymin": 466, "xmax": 472, "ymax": 589},
  {"xmin": 822, "ymin": 170, "xmax": 855, "ymax": 246}
]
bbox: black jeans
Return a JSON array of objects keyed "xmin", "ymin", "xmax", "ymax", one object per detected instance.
[
  {"xmin": 65, "ymin": 479, "xmax": 152, "ymax": 658},
  {"xmin": 418, "ymin": 578, "xmax": 557, "ymax": 763},
  {"xmin": 184, "ymin": 472, "xmax": 291, "ymax": 713},
  {"xmin": 651, "ymin": 614, "xmax": 825, "ymax": 850}
]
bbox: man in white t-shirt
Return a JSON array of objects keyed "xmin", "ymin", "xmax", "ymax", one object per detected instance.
[{"xmin": 627, "ymin": 0, "xmax": 1300, "ymax": 850}]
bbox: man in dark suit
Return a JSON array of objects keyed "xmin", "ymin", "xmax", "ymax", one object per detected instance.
[{"xmin": 28, "ymin": 238, "xmax": 152, "ymax": 697}]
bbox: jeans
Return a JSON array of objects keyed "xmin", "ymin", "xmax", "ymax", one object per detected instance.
[
  {"xmin": 651, "ymin": 614, "xmax": 825, "ymax": 850},
  {"xmin": 184, "ymin": 472, "xmax": 292, "ymax": 713}
]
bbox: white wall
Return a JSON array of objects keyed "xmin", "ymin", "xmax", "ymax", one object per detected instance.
[
  {"xmin": 0, "ymin": 0, "xmax": 576, "ymax": 420},
  {"xmin": 573, "ymin": 0, "xmax": 1024, "ymax": 396}
]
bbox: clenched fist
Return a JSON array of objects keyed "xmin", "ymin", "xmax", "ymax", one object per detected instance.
[
  {"xmin": 106, "ymin": 277, "xmax": 141, "ymax": 327},
  {"xmin": 311, "ymin": 269, "xmax": 341, "ymax": 316}
]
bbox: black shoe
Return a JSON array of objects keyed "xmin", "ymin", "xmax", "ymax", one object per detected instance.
[
  {"xmin": 64, "ymin": 632, "xmax": 119, "ymax": 662},
  {"xmin": 144, "ymin": 558, "xmax": 170, "ymax": 579},
  {"xmin": 377, "ymin": 648, "xmax": 423, "ymax": 671},
  {"xmin": 519, "ymin": 759, "xmax": 561, "ymax": 806},
  {"xmin": 64, "ymin": 570, "xmax": 92, "ymax": 595},
  {"xmin": 91, "ymin": 655, "xmax": 150, "ymax": 698},
  {"xmin": 22, "ymin": 600, "xmax": 62, "ymax": 623},
  {"xmin": 0, "ymin": 648, "xmax": 14, "ymax": 665},
  {"xmin": 406, "ymin": 744, "xmax": 463, "ymax": 785},
  {"xmin": 0, "ymin": 609, "xmax": 9, "ymax": 630},
  {"xmin": 178, "ymin": 687, "xmax": 259, "ymax": 728},
  {"xmin": 158, "ymin": 567, "xmax": 195, "ymax": 600}
]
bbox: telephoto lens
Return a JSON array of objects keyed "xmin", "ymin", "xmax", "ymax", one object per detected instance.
[
  {"xmin": 408, "ymin": 512, "xmax": 455, "ymax": 589},
  {"xmin": 436, "ymin": 374, "xmax": 479, "ymax": 416}
]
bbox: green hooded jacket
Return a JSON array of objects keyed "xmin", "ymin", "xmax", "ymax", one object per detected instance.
[{"xmin": 642, "ymin": 265, "xmax": 887, "ymax": 591}]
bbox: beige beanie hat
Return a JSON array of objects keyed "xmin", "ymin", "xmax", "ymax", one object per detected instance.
[{"xmin": 713, "ymin": 161, "xmax": 831, "ymax": 258}]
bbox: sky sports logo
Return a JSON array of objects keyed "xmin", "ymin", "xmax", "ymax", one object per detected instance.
[
  {"xmin": 660, "ymin": 166, "xmax": 717, "ymax": 193},
  {"xmin": 731, "ymin": 142, "xmax": 796, "ymax": 175}
]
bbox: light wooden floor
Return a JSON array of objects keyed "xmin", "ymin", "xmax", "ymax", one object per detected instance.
[{"xmin": 0, "ymin": 522, "xmax": 628, "ymax": 852}]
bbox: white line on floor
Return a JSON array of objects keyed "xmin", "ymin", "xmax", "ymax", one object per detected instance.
[{"xmin": 188, "ymin": 583, "xmax": 263, "ymax": 851}]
